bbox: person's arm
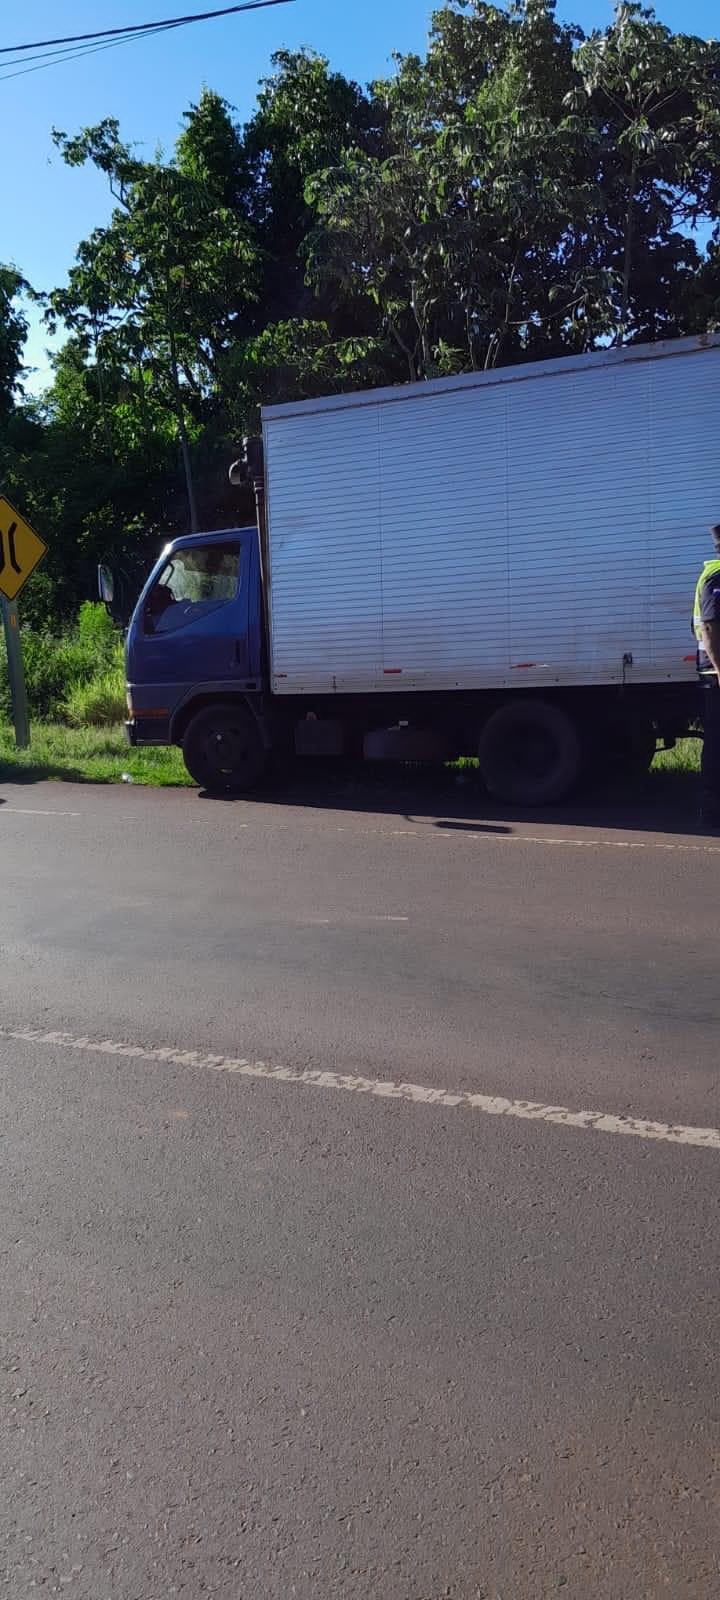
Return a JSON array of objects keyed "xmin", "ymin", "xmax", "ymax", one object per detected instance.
[{"xmin": 701, "ymin": 621, "xmax": 720, "ymax": 683}]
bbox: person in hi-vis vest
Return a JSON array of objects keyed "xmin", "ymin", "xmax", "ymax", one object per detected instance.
[{"xmin": 694, "ymin": 524, "xmax": 720, "ymax": 825}]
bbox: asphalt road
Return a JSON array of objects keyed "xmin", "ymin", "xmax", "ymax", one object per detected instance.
[{"xmin": 1, "ymin": 773, "xmax": 719, "ymax": 1599}]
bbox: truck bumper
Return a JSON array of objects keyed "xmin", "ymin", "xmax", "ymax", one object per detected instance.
[{"xmin": 125, "ymin": 717, "xmax": 171, "ymax": 747}]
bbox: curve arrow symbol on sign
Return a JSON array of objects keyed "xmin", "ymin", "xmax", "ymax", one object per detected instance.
[{"xmin": 0, "ymin": 521, "xmax": 22, "ymax": 577}]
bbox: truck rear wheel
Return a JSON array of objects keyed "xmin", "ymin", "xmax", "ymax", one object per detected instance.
[
  {"xmin": 182, "ymin": 705, "xmax": 266, "ymax": 794},
  {"xmin": 478, "ymin": 699, "xmax": 581, "ymax": 806}
]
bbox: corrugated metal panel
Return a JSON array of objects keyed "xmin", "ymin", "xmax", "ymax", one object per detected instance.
[
  {"xmin": 265, "ymin": 407, "xmax": 382, "ymax": 692},
  {"xmin": 264, "ymin": 340, "xmax": 720, "ymax": 695}
]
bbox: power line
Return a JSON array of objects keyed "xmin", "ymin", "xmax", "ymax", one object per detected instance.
[
  {"xmin": 2, "ymin": 23, "xmax": 186, "ymax": 70},
  {"xmin": 0, "ymin": 1, "xmax": 295, "ymax": 58},
  {"xmin": 0, "ymin": 0, "xmax": 295, "ymax": 85},
  {"xmin": 0, "ymin": 25, "xmax": 184, "ymax": 84}
]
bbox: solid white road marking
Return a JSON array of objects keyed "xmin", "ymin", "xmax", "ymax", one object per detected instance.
[{"xmin": 2, "ymin": 1024, "xmax": 718, "ymax": 1153}]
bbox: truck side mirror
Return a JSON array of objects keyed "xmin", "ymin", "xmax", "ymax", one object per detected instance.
[
  {"xmin": 98, "ymin": 564, "xmax": 115, "ymax": 607},
  {"xmin": 229, "ymin": 437, "xmax": 264, "ymax": 487}
]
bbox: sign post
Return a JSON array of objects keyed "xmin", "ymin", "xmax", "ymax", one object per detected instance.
[
  {"xmin": 1, "ymin": 598, "xmax": 30, "ymax": 748},
  {"xmin": 0, "ymin": 497, "xmax": 48, "ymax": 751}
]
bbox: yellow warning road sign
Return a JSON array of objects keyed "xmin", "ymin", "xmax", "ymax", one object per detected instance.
[{"xmin": 0, "ymin": 497, "xmax": 48, "ymax": 601}]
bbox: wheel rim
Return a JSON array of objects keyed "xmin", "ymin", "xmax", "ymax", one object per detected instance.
[
  {"xmin": 204, "ymin": 720, "xmax": 257, "ymax": 784},
  {"xmin": 496, "ymin": 720, "xmax": 559, "ymax": 785}
]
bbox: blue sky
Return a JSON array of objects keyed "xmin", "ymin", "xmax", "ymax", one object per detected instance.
[{"xmin": 2, "ymin": 0, "xmax": 717, "ymax": 385}]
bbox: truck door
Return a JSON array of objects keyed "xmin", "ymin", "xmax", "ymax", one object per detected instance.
[{"xmin": 135, "ymin": 532, "xmax": 258, "ymax": 691}]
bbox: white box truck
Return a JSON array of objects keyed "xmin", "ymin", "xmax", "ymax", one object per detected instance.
[{"xmin": 123, "ymin": 334, "xmax": 713, "ymax": 799}]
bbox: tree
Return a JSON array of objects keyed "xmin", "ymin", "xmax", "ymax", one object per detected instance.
[
  {"xmin": 573, "ymin": 2, "xmax": 720, "ymax": 343},
  {"xmin": 308, "ymin": 1, "xmax": 611, "ymax": 377},
  {"xmin": 0, "ymin": 266, "xmax": 28, "ymax": 420},
  {"xmin": 241, "ymin": 49, "xmax": 383, "ymax": 328},
  {"xmin": 49, "ymin": 118, "xmax": 259, "ymax": 529},
  {"xmin": 176, "ymin": 87, "xmax": 249, "ymax": 212}
]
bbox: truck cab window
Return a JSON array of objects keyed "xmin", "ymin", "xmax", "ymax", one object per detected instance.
[{"xmin": 144, "ymin": 543, "xmax": 240, "ymax": 635}]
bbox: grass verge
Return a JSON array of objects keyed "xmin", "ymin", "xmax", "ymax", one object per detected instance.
[
  {"xmin": 651, "ymin": 738, "xmax": 700, "ymax": 775},
  {"xmin": 0, "ymin": 726, "xmax": 703, "ymax": 792},
  {"xmin": 0, "ymin": 724, "xmax": 192, "ymax": 787}
]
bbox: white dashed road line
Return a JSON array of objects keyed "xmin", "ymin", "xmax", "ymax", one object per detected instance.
[
  {"xmin": 338, "ymin": 824, "xmax": 720, "ymax": 855},
  {"xmin": 2, "ymin": 794, "xmax": 718, "ymax": 854},
  {"xmin": 2, "ymin": 1025, "xmax": 718, "ymax": 1154},
  {"xmin": 3, "ymin": 807, "xmax": 81, "ymax": 817}
]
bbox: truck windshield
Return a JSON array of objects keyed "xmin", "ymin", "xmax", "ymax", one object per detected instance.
[{"xmin": 144, "ymin": 542, "xmax": 240, "ymax": 634}]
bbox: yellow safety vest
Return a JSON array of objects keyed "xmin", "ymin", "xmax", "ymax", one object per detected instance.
[{"xmin": 694, "ymin": 560, "xmax": 720, "ymax": 672}]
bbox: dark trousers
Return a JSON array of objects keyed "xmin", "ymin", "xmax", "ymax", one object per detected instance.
[{"xmin": 700, "ymin": 678, "xmax": 720, "ymax": 807}]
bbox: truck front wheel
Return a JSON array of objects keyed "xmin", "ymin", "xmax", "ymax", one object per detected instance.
[
  {"xmin": 478, "ymin": 699, "xmax": 581, "ymax": 806},
  {"xmin": 182, "ymin": 705, "xmax": 266, "ymax": 794}
]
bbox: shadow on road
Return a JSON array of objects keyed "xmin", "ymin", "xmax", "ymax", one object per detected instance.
[
  {"xmin": 0, "ymin": 748, "xmax": 709, "ymax": 842},
  {"xmin": 427, "ymin": 818, "xmax": 513, "ymax": 834},
  {"xmin": 200, "ymin": 762, "xmax": 712, "ymax": 842},
  {"xmin": 0, "ymin": 761, "xmax": 102, "ymax": 787}
]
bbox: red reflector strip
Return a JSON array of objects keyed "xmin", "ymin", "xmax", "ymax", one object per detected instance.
[
  {"xmin": 683, "ymin": 654, "xmax": 696, "ymax": 662},
  {"xmin": 137, "ymin": 708, "xmax": 169, "ymax": 719},
  {"xmin": 383, "ymin": 668, "xmax": 403, "ymax": 675},
  {"xmin": 512, "ymin": 662, "xmax": 536, "ymax": 670}
]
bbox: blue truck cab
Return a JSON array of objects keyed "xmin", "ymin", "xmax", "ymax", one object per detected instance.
[{"xmin": 125, "ymin": 525, "xmax": 268, "ymax": 790}]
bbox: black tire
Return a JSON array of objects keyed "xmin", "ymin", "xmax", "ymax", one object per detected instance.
[
  {"xmin": 182, "ymin": 704, "xmax": 266, "ymax": 794},
  {"xmin": 478, "ymin": 699, "xmax": 581, "ymax": 806}
]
